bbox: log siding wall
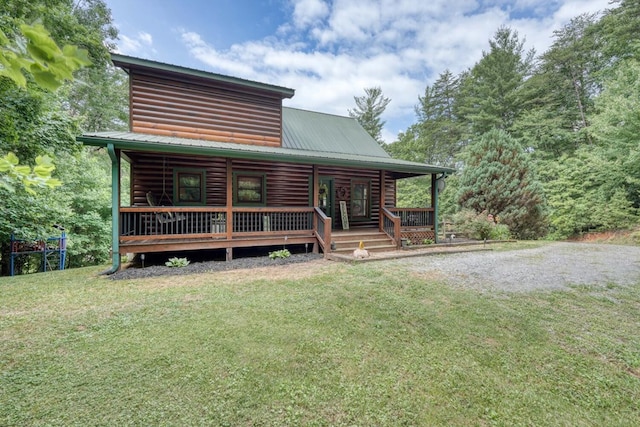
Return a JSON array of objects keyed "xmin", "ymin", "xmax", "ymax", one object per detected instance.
[
  {"xmin": 129, "ymin": 72, "xmax": 283, "ymax": 146},
  {"xmin": 128, "ymin": 153, "xmax": 396, "ymax": 230}
]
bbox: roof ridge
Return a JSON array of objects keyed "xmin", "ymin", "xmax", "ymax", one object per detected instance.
[{"xmin": 283, "ymin": 106, "xmax": 356, "ymax": 121}]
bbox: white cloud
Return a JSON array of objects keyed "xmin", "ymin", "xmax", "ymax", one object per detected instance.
[
  {"xmin": 291, "ymin": 0, "xmax": 330, "ymax": 28},
  {"xmin": 172, "ymin": 0, "xmax": 611, "ymax": 143},
  {"xmin": 115, "ymin": 31, "xmax": 155, "ymax": 55}
]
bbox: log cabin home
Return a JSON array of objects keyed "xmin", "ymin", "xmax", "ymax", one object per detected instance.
[{"xmin": 78, "ymin": 54, "xmax": 454, "ymax": 271}]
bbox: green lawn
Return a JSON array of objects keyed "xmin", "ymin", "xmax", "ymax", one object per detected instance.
[{"xmin": 1, "ymin": 251, "xmax": 639, "ymax": 426}]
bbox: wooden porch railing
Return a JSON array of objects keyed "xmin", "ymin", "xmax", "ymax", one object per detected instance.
[
  {"xmin": 388, "ymin": 208, "xmax": 434, "ymax": 228},
  {"xmin": 381, "ymin": 207, "xmax": 401, "ymax": 248},
  {"xmin": 119, "ymin": 206, "xmax": 314, "ymax": 241},
  {"xmin": 314, "ymin": 207, "xmax": 332, "ymax": 253}
]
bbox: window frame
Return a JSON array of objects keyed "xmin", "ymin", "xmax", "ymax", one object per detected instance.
[
  {"xmin": 350, "ymin": 178, "xmax": 371, "ymax": 220},
  {"xmin": 173, "ymin": 168, "xmax": 206, "ymax": 206},
  {"xmin": 233, "ymin": 171, "xmax": 267, "ymax": 206}
]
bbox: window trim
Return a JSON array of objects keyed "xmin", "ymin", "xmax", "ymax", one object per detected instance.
[
  {"xmin": 173, "ymin": 168, "xmax": 206, "ymax": 206},
  {"xmin": 350, "ymin": 178, "xmax": 371, "ymax": 220},
  {"xmin": 233, "ymin": 171, "xmax": 267, "ymax": 206}
]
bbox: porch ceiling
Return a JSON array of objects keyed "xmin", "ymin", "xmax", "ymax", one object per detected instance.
[{"xmin": 78, "ymin": 131, "xmax": 455, "ymax": 176}]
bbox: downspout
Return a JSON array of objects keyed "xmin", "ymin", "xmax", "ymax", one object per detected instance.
[{"xmin": 102, "ymin": 143, "xmax": 120, "ymax": 274}]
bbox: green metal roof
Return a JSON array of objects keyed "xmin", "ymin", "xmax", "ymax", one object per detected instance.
[
  {"xmin": 282, "ymin": 107, "xmax": 390, "ymax": 158},
  {"xmin": 111, "ymin": 53, "xmax": 295, "ymax": 99},
  {"xmin": 78, "ymin": 130, "xmax": 453, "ymax": 176}
]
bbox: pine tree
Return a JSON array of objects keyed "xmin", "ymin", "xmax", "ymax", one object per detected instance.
[
  {"xmin": 458, "ymin": 27, "xmax": 535, "ymax": 136},
  {"xmin": 348, "ymin": 87, "xmax": 391, "ymax": 145},
  {"xmin": 458, "ymin": 128, "xmax": 547, "ymax": 239}
]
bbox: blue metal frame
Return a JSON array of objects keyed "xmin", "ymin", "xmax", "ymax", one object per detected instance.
[{"xmin": 10, "ymin": 232, "xmax": 67, "ymax": 276}]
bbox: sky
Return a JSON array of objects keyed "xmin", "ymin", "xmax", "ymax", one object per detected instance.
[{"xmin": 104, "ymin": 0, "xmax": 613, "ymax": 143}]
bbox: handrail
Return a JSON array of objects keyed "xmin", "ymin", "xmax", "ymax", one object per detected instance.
[
  {"xmin": 314, "ymin": 207, "xmax": 332, "ymax": 253},
  {"xmin": 381, "ymin": 207, "xmax": 401, "ymax": 248}
]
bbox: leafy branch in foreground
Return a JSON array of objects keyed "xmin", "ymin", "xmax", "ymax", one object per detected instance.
[
  {"xmin": 0, "ymin": 152, "xmax": 61, "ymax": 194},
  {"xmin": 0, "ymin": 23, "xmax": 92, "ymax": 91}
]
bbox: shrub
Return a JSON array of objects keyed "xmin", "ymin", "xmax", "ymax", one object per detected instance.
[
  {"xmin": 165, "ymin": 257, "xmax": 190, "ymax": 267},
  {"xmin": 268, "ymin": 249, "xmax": 291, "ymax": 260},
  {"xmin": 453, "ymin": 209, "xmax": 511, "ymax": 240}
]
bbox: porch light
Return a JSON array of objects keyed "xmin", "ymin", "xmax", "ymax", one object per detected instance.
[{"xmin": 436, "ymin": 176, "xmax": 446, "ymax": 192}]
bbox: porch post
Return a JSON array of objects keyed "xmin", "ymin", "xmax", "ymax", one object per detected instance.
[
  {"xmin": 107, "ymin": 144, "xmax": 120, "ymax": 272},
  {"xmin": 226, "ymin": 158, "xmax": 233, "ymax": 261},
  {"xmin": 432, "ymin": 174, "xmax": 439, "ymax": 244},
  {"xmin": 379, "ymin": 170, "xmax": 386, "ymax": 231},
  {"xmin": 312, "ymin": 165, "xmax": 319, "ymax": 207}
]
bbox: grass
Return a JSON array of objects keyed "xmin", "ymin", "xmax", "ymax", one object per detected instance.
[{"xmin": 1, "ymin": 253, "xmax": 640, "ymax": 426}]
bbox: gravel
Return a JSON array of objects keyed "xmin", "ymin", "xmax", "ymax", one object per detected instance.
[
  {"xmin": 108, "ymin": 253, "xmax": 323, "ymax": 280},
  {"xmin": 393, "ymin": 242, "xmax": 640, "ymax": 292}
]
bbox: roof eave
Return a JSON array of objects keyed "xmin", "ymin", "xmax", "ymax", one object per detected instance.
[
  {"xmin": 78, "ymin": 135, "xmax": 454, "ymax": 175},
  {"xmin": 110, "ymin": 53, "xmax": 295, "ymax": 99}
]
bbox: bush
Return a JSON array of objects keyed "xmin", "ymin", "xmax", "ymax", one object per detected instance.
[
  {"xmin": 269, "ymin": 249, "xmax": 291, "ymax": 260},
  {"xmin": 165, "ymin": 257, "xmax": 190, "ymax": 267},
  {"xmin": 453, "ymin": 209, "xmax": 511, "ymax": 240}
]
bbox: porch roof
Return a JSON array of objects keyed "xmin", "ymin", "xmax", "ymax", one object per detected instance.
[{"xmin": 78, "ymin": 130, "xmax": 454, "ymax": 176}]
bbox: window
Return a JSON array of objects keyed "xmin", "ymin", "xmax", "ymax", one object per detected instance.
[
  {"xmin": 351, "ymin": 179, "xmax": 371, "ymax": 219},
  {"xmin": 234, "ymin": 172, "xmax": 266, "ymax": 205},
  {"xmin": 174, "ymin": 169, "xmax": 206, "ymax": 205}
]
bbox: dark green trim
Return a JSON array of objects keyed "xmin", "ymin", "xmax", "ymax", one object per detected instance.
[
  {"xmin": 78, "ymin": 135, "xmax": 455, "ymax": 176},
  {"xmin": 232, "ymin": 171, "xmax": 267, "ymax": 206},
  {"xmin": 173, "ymin": 168, "xmax": 206, "ymax": 206},
  {"xmin": 111, "ymin": 53, "xmax": 295, "ymax": 99},
  {"xmin": 107, "ymin": 144, "xmax": 120, "ymax": 273}
]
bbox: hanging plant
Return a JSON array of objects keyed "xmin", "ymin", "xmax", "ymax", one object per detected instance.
[{"xmin": 318, "ymin": 183, "xmax": 329, "ymax": 197}]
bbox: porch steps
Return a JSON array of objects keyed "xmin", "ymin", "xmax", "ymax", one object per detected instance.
[{"xmin": 330, "ymin": 230, "xmax": 397, "ymax": 254}]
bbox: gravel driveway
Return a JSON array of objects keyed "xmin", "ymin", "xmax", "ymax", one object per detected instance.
[{"xmin": 393, "ymin": 242, "xmax": 640, "ymax": 292}]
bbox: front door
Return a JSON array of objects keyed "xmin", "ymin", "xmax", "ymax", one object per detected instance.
[{"xmin": 318, "ymin": 176, "xmax": 335, "ymax": 226}]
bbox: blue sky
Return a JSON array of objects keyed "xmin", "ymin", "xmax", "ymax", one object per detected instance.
[{"xmin": 105, "ymin": 0, "xmax": 612, "ymax": 143}]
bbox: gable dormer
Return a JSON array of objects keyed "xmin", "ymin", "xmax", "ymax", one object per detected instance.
[{"xmin": 111, "ymin": 54, "xmax": 295, "ymax": 147}]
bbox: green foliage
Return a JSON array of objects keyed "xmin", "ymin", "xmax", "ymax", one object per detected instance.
[
  {"xmin": 590, "ymin": 55, "xmax": 640, "ymax": 209},
  {"xmin": 269, "ymin": 249, "xmax": 291, "ymax": 260},
  {"xmin": 541, "ymin": 148, "xmax": 638, "ymax": 238},
  {"xmin": 0, "ymin": 23, "xmax": 91, "ymax": 90},
  {"xmin": 388, "ymin": 70, "xmax": 464, "ymax": 167},
  {"xmin": 0, "ymin": 1, "xmax": 120, "ymax": 274},
  {"xmin": 516, "ymin": 13, "xmax": 600, "ymax": 158},
  {"xmin": 54, "ymin": 149, "xmax": 111, "ymax": 267},
  {"xmin": 453, "ymin": 209, "xmax": 512, "ymax": 240},
  {"xmin": 437, "ymin": 173, "xmax": 460, "ymax": 219},
  {"xmin": 349, "ymin": 86, "xmax": 391, "ymax": 145},
  {"xmin": 422, "ymin": 238, "xmax": 434, "ymax": 245},
  {"xmin": 165, "ymin": 257, "xmax": 190, "ymax": 268},
  {"xmin": 458, "ymin": 129, "xmax": 547, "ymax": 239},
  {"xmin": 394, "ymin": 176, "xmax": 430, "ymax": 208},
  {"xmin": 458, "ymin": 27, "xmax": 535, "ymax": 136},
  {"xmin": 0, "ymin": 152, "xmax": 61, "ymax": 194}
]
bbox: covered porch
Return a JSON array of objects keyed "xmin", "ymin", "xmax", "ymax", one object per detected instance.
[
  {"xmin": 117, "ymin": 205, "xmax": 437, "ymax": 259},
  {"xmin": 79, "ymin": 132, "xmax": 452, "ymax": 270}
]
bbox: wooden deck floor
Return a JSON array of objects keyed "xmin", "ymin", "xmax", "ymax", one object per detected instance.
[{"xmin": 119, "ymin": 233, "xmax": 318, "ymax": 255}]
